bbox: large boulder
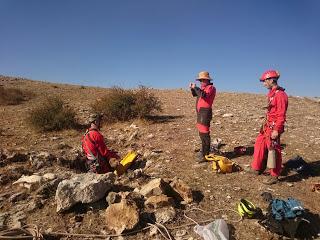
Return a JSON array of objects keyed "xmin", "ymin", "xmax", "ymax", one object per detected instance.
[
  {"xmin": 105, "ymin": 199, "xmax": 139, "ymax": 234},
  {"xmin": 55, "ymin": 173, "xmax": 115, "ymax": 213}
]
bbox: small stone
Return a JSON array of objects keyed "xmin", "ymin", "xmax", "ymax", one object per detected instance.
[
  {"xmin": 222, "ymin": 113, "xmax": 233, "ymax": 118},
  {"xmin": 154, "ymin": 207, "xmax": 176, "ymax": 224},
  {"xmin": 175, "ymin": 229, "xmax": 187, "ymax": 237},
  {"xmin": 146, "ymin": 134, "xmax": 154, "ymax": 139},
  {"xmin": 149, "ymin": 226, "xmax": 158, "ymax": 236}
]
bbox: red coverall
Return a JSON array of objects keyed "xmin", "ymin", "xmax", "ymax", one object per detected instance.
[
  {"xmin": 81, "ymin": 128, "xmax": 119, "ymax": 173},
  {"xmin": 251, "ymin": 87, "xmax": 288, "ymax": 176},
  {"xmin": 191, "ymin": 82, "xmax": 216, "ymax": 156}
]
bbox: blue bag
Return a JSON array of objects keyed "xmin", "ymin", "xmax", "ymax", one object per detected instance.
[{"xmin": 271, "ymin": 198, "xmax": 304, "ymax": 221}]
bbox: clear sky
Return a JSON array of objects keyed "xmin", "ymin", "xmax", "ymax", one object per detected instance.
[{"xmin": 0, "ymin": 0, "xmax": 319, "ymax": 96}]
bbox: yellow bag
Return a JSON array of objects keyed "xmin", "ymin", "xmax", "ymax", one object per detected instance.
[
  {"xmin": 115, "ymin": 151, "xmax": 137, "ymax": 175},
  {"xmin": 205, "ymin": 154, "xmax": 241, "ymax": 173}
]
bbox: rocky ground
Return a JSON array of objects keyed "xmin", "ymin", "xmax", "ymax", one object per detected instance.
[{"xmin": 0, "ymin": 76, "xmax": 320, "ymax": 240}]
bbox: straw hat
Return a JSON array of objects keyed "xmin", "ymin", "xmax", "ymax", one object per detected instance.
[{"xmin": 196, "ymin": 71, "xmax": 212, "ymax": 81}]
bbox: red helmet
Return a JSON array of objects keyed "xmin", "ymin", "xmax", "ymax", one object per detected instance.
[{"xmin": 260, "ymin": 70, "xmax": 280, "ymax": 81}]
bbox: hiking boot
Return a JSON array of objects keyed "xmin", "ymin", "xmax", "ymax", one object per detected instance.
[
  {"xmin": 196, "ymin": 152, "xmax": 207, "ymax": 164},
  {"xmin": 262, "ymin": 176, "xmax": 279, "ymax": 185}
]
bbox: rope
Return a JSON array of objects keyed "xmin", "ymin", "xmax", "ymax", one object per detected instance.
[
  {"xmin": 0, "ymin": 224, "xmax": 43, "ymax": 239},
  {"xmin": 0, "ymin": 207, "xmax": 241, "ymax": 239},
  {"xmin": 147, "ymin": 223, "xmax": 172, "ymax": 240}
]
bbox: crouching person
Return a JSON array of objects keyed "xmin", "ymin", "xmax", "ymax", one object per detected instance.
[{"xmin": 81, "ymin": 113, "xmax": 120, "ymax": 173}]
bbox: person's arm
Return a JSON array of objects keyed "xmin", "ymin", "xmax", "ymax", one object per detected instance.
[{"xmin": 274, "ymin": 92, "xmax": 288, "ymax": 133}]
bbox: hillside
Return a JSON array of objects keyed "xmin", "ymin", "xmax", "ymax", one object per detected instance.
[{"xmin": 0, "ymin": 76, "xmax": 319, "ymax": 240}]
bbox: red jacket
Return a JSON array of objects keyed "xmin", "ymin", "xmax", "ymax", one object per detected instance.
[
  {"xmin": 266, "ymin": 87, "xmax": 288, "ymax": 133},
  {"xmin": 195, "ymin": 83, "xmax": 216, "ymax": 111},
  {"xmin": 191, "ymin": 82, "xmax": 216, "ymax": 133},
  {"xmin": 82, "ymin": 128, "xmax": 112, "ymax": 160}
]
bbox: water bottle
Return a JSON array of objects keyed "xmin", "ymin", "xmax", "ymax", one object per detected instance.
[
  {"xmin": 267, "ymin": 140, "xmax": 276, "ymax": 169},
  {"xmin": 194, "ymin": 219, "xmax": 229, "ymax": 240}
]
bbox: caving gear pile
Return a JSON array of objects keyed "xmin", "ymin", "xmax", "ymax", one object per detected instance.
[{"xmin": 205, "ymin": 154, "xmax": 242, "ymax": 173}]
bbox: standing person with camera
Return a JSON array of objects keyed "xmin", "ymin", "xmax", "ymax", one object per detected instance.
[{"xmin": 189, "ymin": 71, "xmax": 216, "ymax": 163}]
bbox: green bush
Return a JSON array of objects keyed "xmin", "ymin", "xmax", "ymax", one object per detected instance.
[
  {"xmin": 92, "ymin": 86, "xmax": 162, "ymax": 122},
  {"xmin": 0, "ymin": 86, "xmax": 30, "ymax": 105},
  {"xmin": 27, "ymin": 96, "xmax": 77, "ymax": 131}
]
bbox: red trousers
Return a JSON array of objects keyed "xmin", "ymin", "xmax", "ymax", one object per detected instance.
[{"xmin": 251, "ymin": 128, "xmax": 282, "ymax": 177}]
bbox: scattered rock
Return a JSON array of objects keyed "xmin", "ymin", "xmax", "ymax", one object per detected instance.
[
  {"xmin": 8, "ymin": 211, "xmax": 26, "ymax": 228},
  {"xmin": 154, "ymin": 206, "xmax": 176, "ymax": 224},
  {"xmin": 146, "ymin": 134, "xmax": 154, "ymax": 139},
  {"xmin": 149, "ymin": 226, "xmax": 158, "ymax": 237},
  {"xmin": 105, "ymin": 199, "xmax": 139, "ymax": 234},
  {"xmin": 0, "ymin": 212, "xmax": 9, "ymax": 230},
  {"xmin": 145, "ymin": 194, "xmax": 174, "ymax": 209},
  {"xmin": 29, "ymin": 152, "xmax": 55, "ymax": 169},
  {"xmin": 9, "ymin": 191, "xmax": 28, "ymax": 203},
  {"xmin": 169, "ymin": 178, "xmax": 193, "ymax": 204},
  {"xmin": 55, "ymin": 173, "xmax": 115, "ymax": 212},
  {"xmin": 13, "ymin": 174, "xmax": 43, "ymax": 191},
  {"xmin": 106, "ymin": 192, "xmax": 122, "ymax": 206},
  {"xmin": 212, "ymin": 138, "xmax": 222, "ymax": 149},
  {"xmin": 175, "ymin": 229, "xmax": 187, "ymax": 237},
  {"xmin": 3, "ymin": 152, "xmax": 28, "ymax": 164},
  {"xmin": 139, "ymin": 178, "xmax": 168, "ymax": 197},
  {"xmin": 222, "ymin": 113, "xmax": 233, "ymax": 118}
]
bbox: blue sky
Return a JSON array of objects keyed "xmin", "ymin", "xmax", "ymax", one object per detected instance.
[{"xmin": 0, "ymin": 0, "xmax": 319, "ymax": 96}]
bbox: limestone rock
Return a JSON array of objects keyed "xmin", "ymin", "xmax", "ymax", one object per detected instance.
[
  {"xmin": 145, "ymin": 194, "xmax": 174, "ymax": 209},
  {"xmin": 106, "ymin": 192, "xmax": 121, "ymax": 206},
  {"xmin": 154, "ymin": 207, "xmax": 176, "ymax": 224},
  {"xmin": 13, "ymin": 174, "xmax": 43, "ymax": 190},
  {"xmin": 55, "ymin": 173, "xmax": 115, "ymax": 212},
  {"xmin": 105, "ymin": 199, "xmax": 139, "ymax": 234},
  {"xmin": 139, "ymin": 178, "xmax": 168, "ymax": 197},
  {"xmin": 169, "ymin": 178, "xmax": 193, "ymax": 204}
]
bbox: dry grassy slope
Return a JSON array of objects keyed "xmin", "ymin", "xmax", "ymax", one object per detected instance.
[{"xmin": 1, "ymin": 76, "xmax": 320, "ymax": 239}]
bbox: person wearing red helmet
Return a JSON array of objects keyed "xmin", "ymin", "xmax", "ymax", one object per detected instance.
[
  {"xmin": 189, "ymin": 71, "xmax": 216, "ymax": 163},
  {"xmin": 251, "ymin": 70, "xmax": 288, "ymax": 184}
]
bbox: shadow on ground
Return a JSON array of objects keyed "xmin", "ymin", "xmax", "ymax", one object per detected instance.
[{"xmin": 145, "ymin": 115, "xmax": 184, "ymax": 123}]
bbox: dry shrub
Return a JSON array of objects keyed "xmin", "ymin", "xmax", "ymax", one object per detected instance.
[
  {"xmin": 92, "ymin": 86, "xmax": 162, "ymax": 122},
  {"xmin": 133, "ymin": 86, "xmax": 162, "ymax": 118},
  {"xmin": 0, "ymin": 86, "xmax": 31, "ymax": 105},
  {"xmin": 27, "ymin": 96, "xmax": 77, "ymax": 131}
]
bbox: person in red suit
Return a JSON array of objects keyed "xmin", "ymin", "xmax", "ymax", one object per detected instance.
[
  {"xmin": 189, "ymin": 71, "xmax": 216, "ymax": 163},
  {"xmin": 251, "ymin": 70, "xmax": 288, "ymax": 185},
  {"xmin": 81, "ymin": 113, "xmax": 119, "ymax": 173}
]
